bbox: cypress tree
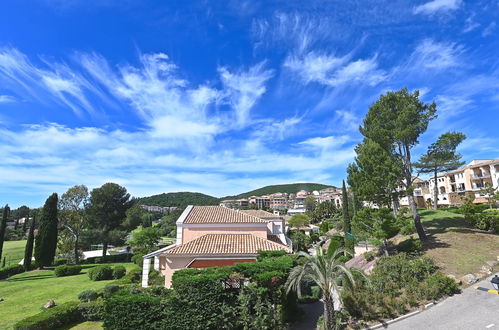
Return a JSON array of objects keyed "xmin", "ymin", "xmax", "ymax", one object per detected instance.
[
  {"xmin": 34, "ymin": 193, "xmax": 59, "ymax": 268},
  {"xmin": 342, "ymin": 181, "xmax": 354, "ymax": 256},
  {"xmin": 24, "ymin": 215, "xmax": 35, "ymax": 271},
  {"xmin": 0, "ymin": 205, "xmax": 9, "ymax": 262}
]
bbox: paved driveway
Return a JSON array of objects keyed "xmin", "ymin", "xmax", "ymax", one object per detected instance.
[{"xmin": 386, "ymin": 272, "xmax": 499, "ymax": 330}]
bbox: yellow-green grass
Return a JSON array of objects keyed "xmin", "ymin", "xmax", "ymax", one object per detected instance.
[
  {"xmin": 68, "ymin": 321, "xmax": 103, "ymax": 330},
  {"xmin": 1, "ymin": 240, "xmax": 27, "ymax": 266},
  {"xmin": 402, "ymin": 209, "xmax": 499, "ymax": 279},
  {"xmin": 0, "ymin": 263, "xmax": 136, "ymax": 330}
]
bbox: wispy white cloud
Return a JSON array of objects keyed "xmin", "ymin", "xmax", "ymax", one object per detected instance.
[
  {"xmin": 218, "ymin": 62, "xmax": 274, "ymax": 127},
  {"xmin": 414, "ymin": 0, "xmax": 462, "ymax": 16},
  {"xmin": 0, "ymin": 47, "xmax": 102, "ymax": 117},
  {"xmin": 0, "ymin": 94, "xmax": 16, "ymax": 103},
  {"xmin": 482, "ymin": 22, "xmax": 496, "ymax": 37},
  {"xmin": 284, "ymin": 52, "xmax": 386, "ymax": 87},
  {"xmin": 463, "ymin": 15, "xmax": 480, "ymax": 33}
]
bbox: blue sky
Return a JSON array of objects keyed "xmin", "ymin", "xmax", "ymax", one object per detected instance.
[{"xmin": 1, "ymin": 0, "xmax": 498, "ymax": 207}]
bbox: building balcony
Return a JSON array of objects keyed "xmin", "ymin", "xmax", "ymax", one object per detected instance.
[{"xmin": 470, "ymin": 173, "xmax": 491, "ymax": 180}]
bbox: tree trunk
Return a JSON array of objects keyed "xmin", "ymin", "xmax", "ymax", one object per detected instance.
[
  {"xmin": 74, "ymin": 236, "xmax": 79, "ymax": 264},
  {"xmin": 408, "ymin": 194, "xmax": 426, "ymax": 240},
  {"xmin": 433, "ymin": 169, "xmax": 438, "ymax": 210},
  {"xmin": 383, "ymin": 239, "xmax": 389, "ymax": 256},
  {"xmin": 323, "ymin": 296, "xmax": 336, "ymax": 330},
  {"xmin": 392, "ymin": 192, "xmax": 400, "ymax": 217},
  {"xmin": 102, "ymin": 240, "xmax": 108, "ymax": 258}
]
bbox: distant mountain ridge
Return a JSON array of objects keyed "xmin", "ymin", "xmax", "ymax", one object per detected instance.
[
  {"xmin": 222, "ymin": 183, "xmax": 334, "ymax": 200},
  {"xmin": 137, "ymin": 192, "xmax": 219, "ymax": 208},
  {"xmin": 137, "ymin": 183, "xmax": 334, "ymax": 207}
]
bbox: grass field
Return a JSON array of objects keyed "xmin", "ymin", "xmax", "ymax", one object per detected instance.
[
  {"xmin": 404, "ymin": 209, "xmax": 499, "ymax": 278},
  {"xmin": 1, "ymin": 240, "xmax": 27, "ymax": 266},
  {"xmin": 0, "ymin": 263, "xmax": 136, "ymax": 330}
]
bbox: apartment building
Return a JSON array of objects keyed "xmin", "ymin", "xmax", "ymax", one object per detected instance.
[{"xmin": 420, "ymin": 159, "xmax": 499, "ymax": 207}]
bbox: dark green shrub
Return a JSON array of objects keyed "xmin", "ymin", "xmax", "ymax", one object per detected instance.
[
  {"xmin": 0, "ymin": 264, "xmax": 24, "ymax": 279},
  {"xmin": 364, "ymin": 250, "xmax": 376, "ymax": 261},
  {"xmin": 79, "ymin": 299, "xmax": 104, "ymax": 321},
  {"xmin": 102, "ymin": 284, "xmax": 121, "ymax": 299},
  {"xmin": 88, "ymin": 265, "xmax": 113, "ymax": 281},
  {"xmin": 13, "ymin": 301, "xmax": 82, "ymax": 330},
  {"xmin": 112, "ymin": 266, "xmax": 126, "ymax": 279},
  {"xmin": 417, "ymin": 272, "xmax": 460, "ymax": 300},
  {"xmin": 54, "ymin": 265, "xmax": 82, "ymax": 277},
  {"xmin": 336, "ymin": 255, "xmax": 351, "ymax": 263},
  {"xmin": 257, "ymin": 250, "xmax": 287, "ymax": 261},
  {"xmin": 115, "ymin": 266, "xmax": 141, "ymax": 284},
  {"xmin": 53, "ymin": 258, "xmax": 68, "ymax": 266},
  {"xmin": 85, "ymin": 254, "xmax": 131, "ymax": 264},
  {"xmin": 148, "ymin": 269, "xmax": 164, "ymax": 286},
  {"xmin": 131, "ymin": 253, "xmax": 144, "ymax": 267},
  {"xmin": 78, "ymin": 290, "xmax": 98, "ymax": 302},
  {"xmin": 103, "ymin": 291, "xmax": 164, "ymax": 329},
  {"xmin": 396, "ymin": 238, "xmax": 423, "ymax": 254}
]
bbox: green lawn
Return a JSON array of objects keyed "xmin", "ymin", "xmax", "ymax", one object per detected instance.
[
  {"xmin": 403, "ymin": 209, "xmax": 499, "ymax": 279},
  {"xmin": 1, "ymin": 240, "xmax": 27, "ymax": 266},
  {"xmin": 0, "ymin": 263, "xmax": 136, "ymax": 330}
]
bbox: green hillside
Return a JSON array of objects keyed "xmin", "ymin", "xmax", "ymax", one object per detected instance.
[
  {"xmin": 223, "ymin": 183, "xmax": 334, "ymax": 199},
  {"xmin": 137, "ymin": 192, "xmax": 219, "ymax": 208}
]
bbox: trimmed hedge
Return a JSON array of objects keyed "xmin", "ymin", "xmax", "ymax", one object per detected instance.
[
  {"xmin": 53, "ymin": 258, "xmax": 68, "ymax": 266},
  {"xmin": 84, "ymin": 253, "xmax": 131, "ymax": 264},
  {"xmin": 0, "ymin": 264, "xmax": 25, "ymax": 279},
  {"xmin": 88, "ymin": 265, "xmax": 113, "ymax": 281},
  {"xmin": 78, "ymin": 290, "xmax": 98, "ymax": 302},
  {"xmin": 54, "ymin": 265, "xmax": 82, "ymax": 277},
  {"xmin": 102, "ymin": 284, "xmax": 121, "ymax": 298},
  {"xmin": 13, "ymin": 301, "xmax": 82, "ymax": 330},
  {"xmin": 112, "ymin": 265, "xmax": 126, "ymax": 279},
  {"xmin": 79, "ymin": 299, "xmax": 105, "ymax": 321},
  {"xmin": 103, "ymin": 291, "xmax": 164, "ymax": 329}
]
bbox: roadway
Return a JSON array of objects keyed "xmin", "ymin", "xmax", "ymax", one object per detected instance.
[{"xmin": 385, "ymin": 272, "xmax": 499, "ymax": 330}]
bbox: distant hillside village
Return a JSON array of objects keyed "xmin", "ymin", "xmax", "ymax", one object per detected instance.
[
  {"xmin": 220, "ymin": 187, "xmax": 343, "ymax": 214},
  {"xmin": 219, "ymin": 158, "xmax": 499, "ymax": 213}
]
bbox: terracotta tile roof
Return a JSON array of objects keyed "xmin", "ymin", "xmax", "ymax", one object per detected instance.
[
  {"xmin": 165, "ymin": 234, "xmax": 291, "ymax": 255},
  {"xmin": 183, "ymin": 206, "xmax": 268, "ymax": 224},
  {"xmin": 267, "ymin": 234, "xmax": 284, "ymax": 245},
  {"xmin": 240, "ymin": 209, "xmax": 280, "ymax": 218}
]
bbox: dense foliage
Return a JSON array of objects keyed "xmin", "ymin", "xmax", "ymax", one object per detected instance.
[
  {"xmin": 34, "ymin": 193, "xmax": 59, "ymax": 268},
  {"xmin": 88, "ymin": 265, "xmax": 113, "ymax": 281},
  {"xmin": 0, "ymin": 264, "xmax": 25, "ymax": 279},
  {"xmin": 137, "ymin": 192, "xmax": 219, "ymax": 208},
  {"xmin": 342, "ymin": 253, "xmax": 459, "ymax": 322},
  {"xmin": 54, "ymin": 264, "xmax": 82, "ymax": 277},
  {"xmin": 0, "ymin": 204, "xmax": 9, "ymax": 262},
  {"xmin": 13, "ymin": 301, "xmax": 82, "ymax": 330}
]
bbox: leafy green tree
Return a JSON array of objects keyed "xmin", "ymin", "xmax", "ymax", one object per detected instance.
[
  {"xmin": 479, "ymin": 183, "xmax": 498, "ymax": 209},
  {"xmin": 17, "ymin": 205, "xmax": 30, "ymax": 232},
  {"xmin": 352, "ymin": 208, "xmax": 400, "ymax": 255},
  {"xmin": 360, "ymin": 88, "xmax": 437, "ymax": 240},
  {"xmin": 87, "ymin": 183, "xmax": 132, "ymax": 257},
  {"xmin": 124, "ymin": 203, "xmax": 144, "ymax": 230},
  {"xmin": 288, "ymin": 214, "xmax": 310, "ymax": 228},
  {"xmin": 128, "ymin": 226, "xmax": 162, "ymax": 255},
  {"xmin": 309, "ymin": 201, "xmax": 338, "ymax": 223},
  {"xmin": 342, "ymin": 181, "xmax": 354, "ymax": 255},
  {"xmin": 414, "ymin": 132, "xmax": 466, "ymax": 210},
  {"xmin": 347, "ymin": 139, "xmax": 402, "ymax": 213},
  {"xmin": 289, "ymin": 230, "xmax": 310, "ymax": 252},
  {"xmin": 286, "ymin": 248, "xmax": 357, "ymax": 330},
  {"xmin": 34, "ymin": 193, "xmax": 59, "ymax": 268},
  {"xmin": 0, "ymin": 205, "xmax": 9, "ymax": 261},
  {"xmin": 304, "ymin": 196, "xmax": 317, "ymax": 213},
  {"xmin": 23, "ymin": 215, "xmax": 35, "ymax": 270},
  {"xmin": 59, "ymin": 185, "xmax": 89, "ymax": 264}
]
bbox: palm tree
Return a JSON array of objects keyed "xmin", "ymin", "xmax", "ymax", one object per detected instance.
[{"xmin": 286, "ymin": 247, "xmax": 357, "ymax": 330}]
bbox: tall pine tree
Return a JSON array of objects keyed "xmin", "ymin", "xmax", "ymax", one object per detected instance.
[
  {"xmin": 34, "ymin": 193, "xmax": 59, "ymax": 268},
  {"xmin": 0, "ymin": 205, "xmax": 10, "ymax": 262},
  {"xmin": 24, "ymin": 215, "xmax": 35, "ymax": 270},
  {"xmin": 342, "ymin": 181, "xmax": 354, "ymax": 255}
]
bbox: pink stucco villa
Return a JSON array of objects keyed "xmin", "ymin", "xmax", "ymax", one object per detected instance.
[{"xmin": 142, "ymin": 206, "xmax": 292, "ymax": 288}]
